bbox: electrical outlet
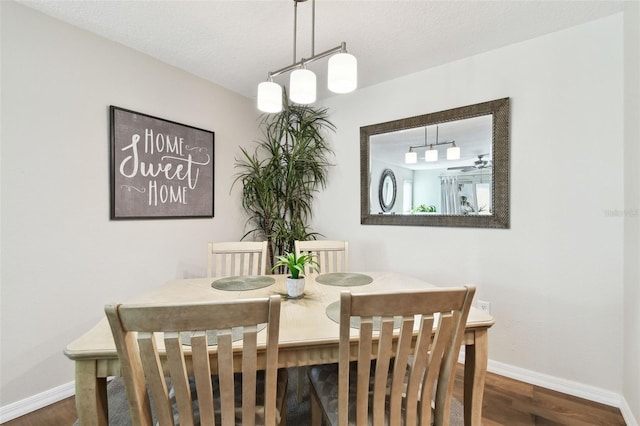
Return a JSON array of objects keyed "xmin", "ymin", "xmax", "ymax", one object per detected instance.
[{"xmin": 477, "ymin": 300, "xmax": 491, "ymax": 314}]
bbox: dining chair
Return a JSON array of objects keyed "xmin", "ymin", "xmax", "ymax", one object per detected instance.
[
  {"xmin": 293, "ymin": 239, "xmax": 349, "ymax": 401},
  {"xmin": 308, "ymin": 285, "xmax": 476, "ymax": 426},
  {"xmin": 294, "ymin": 240, "xmax": 349, "ymax": 275},
  {"xmin": 208, "ymin": 241, "xmax": 269, "ymax": 277},
  {"xmin": 105, "ymin": 295, "xmax": 287, "ymax": 426}
]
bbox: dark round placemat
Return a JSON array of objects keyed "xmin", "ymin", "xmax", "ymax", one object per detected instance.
[
  {"xmin": 325, "ymin": 301, "xmax": 402, "ymax": 330},
  {"xmin": 180, "ymin": 324, "xmax": 267, "ymax": 346},
  {"xmin": 316, "ymin": 273, "xmax": 373, "ymax": 286},
  {"xmin": 211, "ymin": 275, "xmax": 275, "ymax": 291}
]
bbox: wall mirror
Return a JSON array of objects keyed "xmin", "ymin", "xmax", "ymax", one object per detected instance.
[{"xmin": 360, "ymin": 98, "xmax": 510, "ymax": 228}]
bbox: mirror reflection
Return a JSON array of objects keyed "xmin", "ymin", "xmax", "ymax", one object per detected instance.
[
  {"xmin": 370, "ymin": 115, "xmax": 492, "ymax": 216},
  {"xmin": 360, "ymin": 98, "xmax": 510, "ymax": 228}
]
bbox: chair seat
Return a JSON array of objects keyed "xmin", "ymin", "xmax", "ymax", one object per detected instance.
[
  {"xmin": 168, "ymin": 368, "xmax": 288, "ymax": 425},
  {"xmin": 308, "ymin": 363, "xmax": 352, "ymax": 426},
  {"xmin": 309, "ymin": 362, "xmax": 388, "ymax": 426},
  {"xmin": 309, "ymin": 363, "xmax": 465, "ymax": 426}
]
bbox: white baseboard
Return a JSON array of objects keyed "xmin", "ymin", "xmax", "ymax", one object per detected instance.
[
  {"xmin": 486, "ymin": 359, "xmax": 622, "ymax": 407},
  {"xmin": 0, "ymin": 381, "xmax": 75, "ymax": 423},
  {"xmin": 619, "ymin": 396, "xmax": 639, "ymax": 426},
  {"xmin": 458, "ymin": 354, "xmax": 638, "ymax": 426}
]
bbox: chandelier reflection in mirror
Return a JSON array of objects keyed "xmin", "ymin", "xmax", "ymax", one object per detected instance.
[
  {"xmin": 257, "ymin": 0, "xmax": 358, "ymax": 113},
  {"xmin": 405, "ymin": 126, "xmax": 461, "ymax": 164}
]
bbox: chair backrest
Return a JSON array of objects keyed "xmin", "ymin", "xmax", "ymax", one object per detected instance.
[
  {"xmin": 337, "ymin": 286, "xmax": 475, "ymax": 426},
  {"xmin": 207, "ymin": 241, "xmax": 268, "ymax": 277},
  {"xmin": 294, "ymin": 240, "xmax": 349, "ymax": 275},
  {"xmin": 105, "ymin": 295, "xmax": 282, "ymax": 426}
]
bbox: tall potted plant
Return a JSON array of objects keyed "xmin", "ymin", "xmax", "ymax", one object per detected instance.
[{"xmin": 234, "ymin": 97, "xmax": 335, "ymax": 270}]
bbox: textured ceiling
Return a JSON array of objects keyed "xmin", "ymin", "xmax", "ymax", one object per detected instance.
[{"xmin": 18, "ymin": 0, "xmax": 625, "ymax": 102}]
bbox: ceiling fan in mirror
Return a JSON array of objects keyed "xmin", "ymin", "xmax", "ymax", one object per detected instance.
[{"xmin": 448, "ymin": 154, "xmax": 492, "ymax": 172}]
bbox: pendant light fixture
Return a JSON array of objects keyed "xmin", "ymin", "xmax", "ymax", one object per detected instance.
[
  {"xmin": 405, "ymin": 148, "xmax": 417, "ymax": 164},
  {"xmin": 425, "ymin": 145, "xmax": 439, "ymax": 162},
  {"xmin": 257, "ymin": 80, "xmax": 283, "ymax": 113},
  {"xmin": 290, "ymin": 66, "xmax": 316, "ymax": 104},
  {"xmin": 257, "ymin": 0, "xmax": 357, "ymax": 113},
  {"xmin": 447, "ymin": 142, "xmax": 461, "ymax": 160},
  {"xmin": 328, "ymin": 51, "xmax": 358, "ymax": 93}
]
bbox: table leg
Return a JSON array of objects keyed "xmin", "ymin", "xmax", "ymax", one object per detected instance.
[
  {"xmin": 464, "ymin": 329, "xmax": 488, "ymax": 426},
  {"xmin": 75, "ymin": 360, "xmax": 108, "ymax": 426}
]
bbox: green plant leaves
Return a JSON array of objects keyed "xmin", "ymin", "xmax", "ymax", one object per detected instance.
[
  {"xmin": 271, "ymin": 251, "xmax": 319, "ymax": 279},
  {"xmin": 233, "ymin": 98, "xmax": 335, "ymax": 269}
]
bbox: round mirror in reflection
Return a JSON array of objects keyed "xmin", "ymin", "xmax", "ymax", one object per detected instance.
[{"xmin": 378, "ymin": 169, "xmax": 397, "ymax": 212}]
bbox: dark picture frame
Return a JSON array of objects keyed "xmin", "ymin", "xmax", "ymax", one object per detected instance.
[{"xmin": 110, "ymin": 106, "xmax": 214, "ymax": 219}]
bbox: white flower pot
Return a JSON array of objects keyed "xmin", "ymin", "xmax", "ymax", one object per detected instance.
[{"xmin": 286, "ymin": 277, "xmax": 305, "ymax": 298}]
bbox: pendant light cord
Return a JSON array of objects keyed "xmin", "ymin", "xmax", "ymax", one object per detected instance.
[
  {"xmin": 311, "ymin": 0, "xmax": 315, "ymax": 57},
  {"xmin": 293, "ymin": 0, "xmax": 298, "ymax": 63},
  {"xmin": 294, "ymin": 0, "xmax": 316, "ymax": 65}
]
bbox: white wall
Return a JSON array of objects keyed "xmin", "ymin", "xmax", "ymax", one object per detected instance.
[
  {"xmin": 623, "ymin": 1, "xmax": 640, "ymax": 422},
  {"xmin": 1, "ymin": 1, "xmax": 259, "ymax": 406},
  {"xmin": 1, "ymin": 2, "xmax": 637, "ymax": 423},
  {"xmin": 318, "ymin": 13, "xmax": 625, "ymax": 399},
  {"xmin": 414, "ymin": 169, "xmax": 445, "ymax": 212}
]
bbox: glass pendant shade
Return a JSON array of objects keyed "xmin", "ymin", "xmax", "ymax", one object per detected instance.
[
  {"xmin": 447, "ymin": 145, "xmax": 461, "ymax": 160},
  {"xmin": 405, "ymin": 151, "xmax": 417, "ymax": 164},
  {"xmin": 327, "ymin": 53, "xmax": 357, "ymax": 93},
  {"xmin": 425, "ymin": 148, "xmax": 438, "ymax": 162},
  {"xmin": 289, "ymin": 69, "xmax": 317, "ymax": 104},
  {"xmin": 257, "ymin": 81, "xmax": 283, "ymax": 113}
]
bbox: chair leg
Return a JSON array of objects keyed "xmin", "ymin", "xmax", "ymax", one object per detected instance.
[
  {"xmin": 279, "ymin": 403, "xmax": 287, "ymax": 426},
  {"xmin": 276, "ymin": 368, "xmax": 288, "ymax": 426},
  {"xmin": 296, "ymin": 366, "xmax": 307, "ymax": 402},
  {"xmin": 310, "ymin": 390, "xmax": 323, "ymax": 426}
]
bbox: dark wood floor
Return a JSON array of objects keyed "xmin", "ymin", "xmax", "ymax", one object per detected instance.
[
  {"xmin": 4, "ymin": 365, "xmax": 626, "ymax": 425},
  {"xmin": 452, "ymin": 368, "xmax": 626, "ymax": 426}
]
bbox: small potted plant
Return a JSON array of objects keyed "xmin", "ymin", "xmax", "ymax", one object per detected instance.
[
  {"xmin": 411, "ymin": 204, "xmax": 437, "ymax": 213},
  {"xmin": 272, "ymin": 251, "xmax": 318, "ymax": 298}
]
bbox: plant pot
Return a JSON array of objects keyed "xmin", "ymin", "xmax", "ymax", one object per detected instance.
[{"xmin": 286, "ymin": 276, "xmax": 305, "ymax": 298}]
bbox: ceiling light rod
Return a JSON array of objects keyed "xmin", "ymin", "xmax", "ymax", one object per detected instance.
[
  {"xmin": 408, "ymin": 127, "xmax": 456, "ymax": 150},
  {"xmin": 267, "ymin": 43, "xmax": 347, "ymax": 80},
  {"xmin": 297, "ymin": 0, "xmax": 314, "ymax": 59},
  {"xmin": 407, "ymin": 139, "xmax": 457, "ymax": 150}
]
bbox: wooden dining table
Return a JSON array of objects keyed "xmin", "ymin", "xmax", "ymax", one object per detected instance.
[{"xmin": 64, "ymin": 271, "xmax": 494, "ymax": 426}]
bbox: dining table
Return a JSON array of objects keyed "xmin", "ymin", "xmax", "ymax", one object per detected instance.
[{"xmin": 64, "ymin": 271, "xmax": 494, "ymax": 426}]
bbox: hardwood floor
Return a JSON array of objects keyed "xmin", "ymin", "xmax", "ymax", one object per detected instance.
[
  {"xmin": 3, "ymin": 366, "xmax": 626, "ymax": 425},
  {"xmin": 2, "ymin": 396, "xmax": 77, "ymax": 426},
  {"xmin": 452, "ymin": 367, "xmax": 626, "ymax": 426}
]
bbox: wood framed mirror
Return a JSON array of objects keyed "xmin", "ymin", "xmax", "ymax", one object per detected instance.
[{"xmin": 360, "ymin": 98, "xmax": 510, "ymax": 228}]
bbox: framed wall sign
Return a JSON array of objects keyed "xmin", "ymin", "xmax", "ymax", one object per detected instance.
[{"xmin": 110, "ymin": 106, "xmax": 214, "ymax": 219}]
